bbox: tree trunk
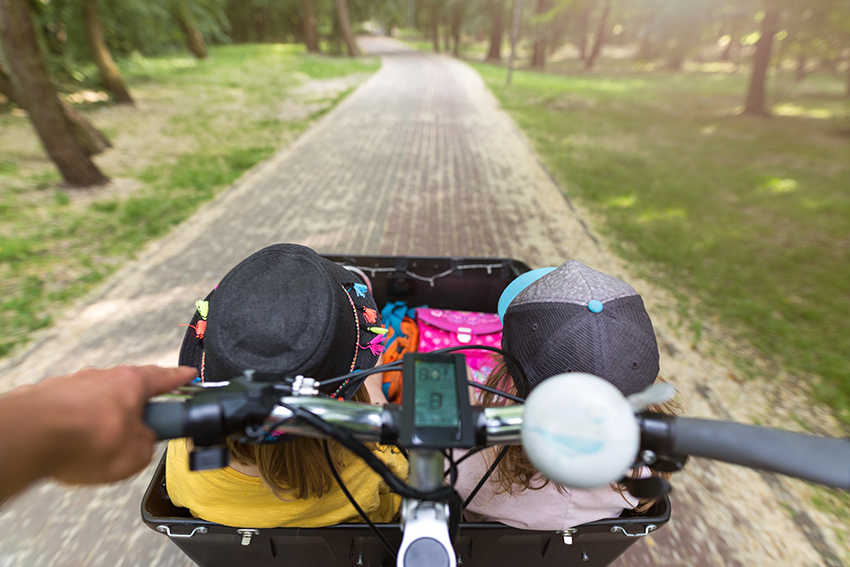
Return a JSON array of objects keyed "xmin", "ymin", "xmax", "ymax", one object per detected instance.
[
  {"xmin": 530, "ymin": 0, "xmax": 549, "ymax": 68},
  {"xmin": 743, "ymin": 3, "xmax": 779, "ymax": 116},
  {"xmin": 576, "ymin": 1, "xmax": 591, "ymax": 61},
  {"xmin": 173, "ymin": 0, "xmax": 208, "ymax": 59},
  {"xmin": 301, "ymin": 0, "xmax": 320, "ymax": 53},
  {"xmin": 254, "ymin": 8, "xmax": 265, "ymax": 42},
  {"xmin": 443, "ymin": 17, "xmax": 451, "ymax": 51},
  {"xmin": 81, "ymin": 0, "xmax": 133, "ymax": 104},
  {"xmin": 450, "ymin": 3, "xmax": 462, "ymax": 57},
  {"xmin": 506, "ymin": 0, "xmax": 522, "ymax": 85},
  {"xmin": 0, "ymin": 0, "xmax": 108, "ymax": 186},
  {"xmin": 666, "ymin": 43, "xmax": 686, "ymax": 71},
  {"xmin": 486, "ymin": 0, "xmax": 504, "ymax": 61},
  {"xmin": 1, "ymin": 55, "xmax": 110, "ymax": 155},
  {"xmin": 0, "ymin": 62, "xmax": 24, "ymax": 106},
  {"xmin": 585, "ymin": 0, "xmax": 611, "ymax": 70},
  {"xmin": 635, "ymin": 9, "xmax": 660, "ymax": 61},
  {"xmin": 335, "ymin": 0, "xmax": 359, "ymax": 57},
  {"xmin": 62, "ymin": 100, "xmax": 112, "ymax": 156},
  {"xmin": 531, "ymin": 40, "xmax": 546, "ymax": 67},
  {"xmin": 431, "ymin": 4, "xmax": 440, "ymax": 52},
  {"xmin": 637, "ymin": 34, "xmax": 654, "ymax": 60}
]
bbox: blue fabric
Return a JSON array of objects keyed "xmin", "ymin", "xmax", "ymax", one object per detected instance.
[{"xmin": 380, "ymin": 301, "xmax": 423, "ymax": 349}]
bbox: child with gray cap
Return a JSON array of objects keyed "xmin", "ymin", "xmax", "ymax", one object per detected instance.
[
  {"xmin": 166, "ymin": 243, "xmax": 407, "ymax": 528},
  {"xmin": 455, "ymin": 260, "xmax": 676, "ymax": 530}
]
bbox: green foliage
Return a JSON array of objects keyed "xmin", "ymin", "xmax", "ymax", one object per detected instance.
[
  {"xmin": 22, "ymin": 0, "xmax": 232, "ymax": 92},
  {"xmin": 223, "ymin": 0, "xmax": 302, "ymax": 44},
  {"xmin": 471, "ymin": 61, "xmax": 850, "ymax": 418}
]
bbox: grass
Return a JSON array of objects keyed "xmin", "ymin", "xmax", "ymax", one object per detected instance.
[
  {"xmin": 0, "ymin": 43, "xmax": 379, "ymax": 360},
  {"xmin": 464, "ymin": 58, "xmax": 850, "ymax": 420}
]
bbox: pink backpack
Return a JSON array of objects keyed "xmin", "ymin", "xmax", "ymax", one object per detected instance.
[{"xmin": 415, "ymin": 308, "xmax": 503, "ymax": 383}]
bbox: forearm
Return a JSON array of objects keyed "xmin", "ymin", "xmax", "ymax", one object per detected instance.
[
  {"xmin": 0, "ymin": 388, "xmax": 61, "ymax": 502},
  {"xmin": 0, "ymin": 365, "xmax": 194, "ymax": 503}
]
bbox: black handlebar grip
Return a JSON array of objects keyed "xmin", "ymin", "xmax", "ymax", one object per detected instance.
[
  {"xmin": 671, "ymin": 417, "xmax": 850, "ymax": 490},
  {"xmin": 144, "ymin": 402, "xmax": 188, "ymax": 440}
]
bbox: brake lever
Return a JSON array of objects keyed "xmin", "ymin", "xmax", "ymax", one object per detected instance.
[{"xmin": 186, "ymin": 373, "xmax": 293, "ymax": 447}]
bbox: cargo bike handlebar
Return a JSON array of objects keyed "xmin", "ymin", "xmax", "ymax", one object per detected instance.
[{"xmin": 145, "ymin": 352, "xmax": 850, "ymax": 567}]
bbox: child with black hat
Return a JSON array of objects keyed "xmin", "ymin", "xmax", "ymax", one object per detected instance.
[
  {"xmin": 455, "ymin": 260, "xmax": 677, "ymax": 530},
  {"xmin": 166, "ymin": 243, "xmax": 407, "ymax": 528}
]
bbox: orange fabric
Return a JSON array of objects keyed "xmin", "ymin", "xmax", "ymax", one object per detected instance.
[{"xmin": 381, "ymin": 316, "xmax": 419, "ymax": 403}]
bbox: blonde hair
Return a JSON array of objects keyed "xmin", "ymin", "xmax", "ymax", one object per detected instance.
[
  {"xmin": 226, "ymin": 386, "xmax": 374, "ymax": 500},
  {"xmin": 477, "ymin": 360, "xmax": 679, "ymax": 512}
]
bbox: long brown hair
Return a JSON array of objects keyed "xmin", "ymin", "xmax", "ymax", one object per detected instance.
[
  {"xmin": 477, "ymin": 360, "xmax": 679, "ymax": 512},
  {"xmin": 226, "ymin": 386, "xmax": 373, "ymax": 500}
]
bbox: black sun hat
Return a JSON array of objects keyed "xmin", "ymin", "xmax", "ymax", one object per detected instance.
[
  {"xmin": 178, "ymin": 243, "xmax": 384, "ymax": 400},
  {"xmin": 502, "ymin": 260, "xmax": 659, "ymax": 397}
]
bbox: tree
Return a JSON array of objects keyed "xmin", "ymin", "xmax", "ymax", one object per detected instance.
[
  {"xmin": 1, "ymin": 57, "xmax": 110, "ymax": 157},
  {"xmin": 448, "ymin": 0, "xmax": 465, "ymax": 56},
  {"xmin": 585, "ymin": 0, "xmax": 612, "ymax": 69},
  {"xmin": 335, "ymin": 0, "xmax": 360, "ymax": 57},
  {"xmin": 0, "ymin": 61, "xmax": 23, "ymax": 107},
  {"xmin": 0, "ymin": 0, "xmax": 108, "ymax": 186},
  {"xmin": 743, "ymin": 2, "xmax": 780, "ymax": 115},
  {"xmin": 172, "ymin": 0, "xmax": 208, "ymax": 59},
  {"xmin": 301, "ymin": 0, "xmax": 320, "ymax": 53},
  {"xmin": 573, "ymin": 0, "xmax": 592, "ymax": 61},
  {"xmin": 81, "ymin": 0, "xmax": 133, "ymax": 104},
  {"xmin": 486, "ymin": 0, "xmax": 505, "ymax": 60},
  {"xmin": 530, "ymin": 0, "xmax": 550, "ymax": 68},
  {"xmin": 430, "ymin": 1, "xmax": 442, "ymax": 52},
  {"xmin": 506, "ymin": 0, "xmax": 523, "ymax": 84}
]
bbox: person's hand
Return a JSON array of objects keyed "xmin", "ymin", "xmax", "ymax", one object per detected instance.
[{"xmin": 0, "ymin": 365, "xmax": 195, "ymax": 500}]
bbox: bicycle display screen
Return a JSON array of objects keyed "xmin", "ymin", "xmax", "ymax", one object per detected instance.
[
  {"xmin": 413, "ymin": 359, "xmax": 459, "ymax": 428},
  {"xmin": 399, "ymin": 353, "xmax": 475, "ymax": 448}
]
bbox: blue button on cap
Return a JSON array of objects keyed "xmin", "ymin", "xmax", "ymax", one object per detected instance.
[{"xmin": 588, "ymin": 300, "xmax": 604, "ymax": 313}]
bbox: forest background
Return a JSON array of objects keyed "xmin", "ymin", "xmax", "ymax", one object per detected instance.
[{"xmin": 1, "ymin": 0, "xmax": 849, "ymax": 429}]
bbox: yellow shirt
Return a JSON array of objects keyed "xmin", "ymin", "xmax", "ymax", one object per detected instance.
[{"xmin": 166, "ymin": 439, "xmax": 408, "ymax": 528}]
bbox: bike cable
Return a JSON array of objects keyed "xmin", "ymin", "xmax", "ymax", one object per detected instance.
[
  {"xmin": 316, "ymin": 361, "xmax": 403, "ymax": 389},
  {"xmin": 445, "ymin": 446, "xmax": 488, "ymax": 478},
  {"xmin": 322, "ymin": 439, "xmax": 398, "ymax": 559},
  {"xmin": 441, "ymin": 448, "xmax": 458, "ymax": 487},
  {"xmin": 468, "ymin": 381, "xmax": 525, "ymax": 403},
  {"xmin": 279, "ymin": 401, "xmax": 455, "ymax": 501},
  {"xmin": 424, "ymin": 345, "xmax": 530, "ymax": 397},
  {"xmin": 461, "ymin": 445, "xmax": 510, "ymax": 511}
]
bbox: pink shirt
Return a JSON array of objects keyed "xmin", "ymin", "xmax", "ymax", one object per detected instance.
[{"xmin": 453, "ymin": 450, "xmax": 640, "ymax": 531}]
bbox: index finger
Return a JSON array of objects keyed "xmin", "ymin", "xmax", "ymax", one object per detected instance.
[{"xmin": 136, "ymin": 365, "xmax": 198, "ymax": 398}]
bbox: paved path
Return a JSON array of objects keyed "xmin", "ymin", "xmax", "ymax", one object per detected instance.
[{"xmin": 0, "ymin": 37, "xmax": 845, "ymax": 567}]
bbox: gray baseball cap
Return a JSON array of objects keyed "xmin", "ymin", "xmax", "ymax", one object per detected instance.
[{"xmin": 502, "ymin": 260, "xmax": 659, "ymax": 397}]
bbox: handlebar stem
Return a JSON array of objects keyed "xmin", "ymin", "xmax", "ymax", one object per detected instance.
[{"xmin": 399, "ymin": 450, "xmax": 456, "ymax": 567}]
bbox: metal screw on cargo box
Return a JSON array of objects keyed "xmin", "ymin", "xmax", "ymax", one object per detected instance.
[
  {"xmin": 640, "ymin": 450, "xmax": 657, "ymax": 465},
  {"xmin": 581, "ymin": 551, "xmax": 589, "ymax": 561},
  {"xmin": 356, "ymin": 551, "xmax": 364, "ymax": 566},
  {"xmin": 237, "ymin": 529, "xmax": 260, "ymax": 546},
  {"xmin": 557, "ymin": 528, "xmax": 577, "ymax": 545}
]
